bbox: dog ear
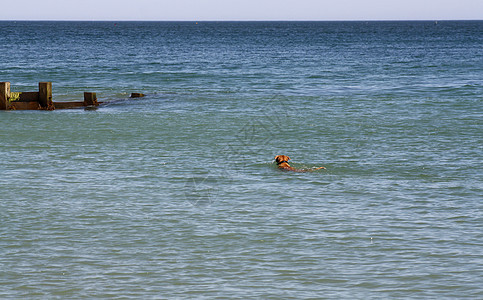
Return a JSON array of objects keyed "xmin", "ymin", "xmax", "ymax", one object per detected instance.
[{"xmin": 274, "ymin": 155, "xmax": 281, "ymax": 162}]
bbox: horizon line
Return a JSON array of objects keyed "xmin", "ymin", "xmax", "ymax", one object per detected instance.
[{"xmin": 1, "ymin": 19, "xmax": 482, "ymax": 22}]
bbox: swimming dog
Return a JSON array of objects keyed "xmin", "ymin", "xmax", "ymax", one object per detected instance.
[{"xmin": 274, "ymin": 155, "xmax": 325, "ymax": 172}]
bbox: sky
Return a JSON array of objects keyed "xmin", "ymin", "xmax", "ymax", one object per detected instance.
[{"xmin": 1, "ymin": 0, "xmax": 482, "ymax": 21}]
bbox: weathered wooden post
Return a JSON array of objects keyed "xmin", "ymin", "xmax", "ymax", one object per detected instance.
[
  {"xmin": 0, "ymin": 82, "xmax": 10, "ymax": 110},
  {"xmin": 83, "ymin": 92, "xmax": 98, "ymax": 106},
  {"xmin": 38, "ymin": 82, "xmax": 53, "ymax": 109},
  {"xmin": 130, "ymin": 93, "xmax": 145, "ymax": 98}
]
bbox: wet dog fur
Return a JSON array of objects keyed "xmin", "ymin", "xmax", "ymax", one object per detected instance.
[{"xmin": 274, "ymin": 155, "xmax": 325, "ymax": 172}]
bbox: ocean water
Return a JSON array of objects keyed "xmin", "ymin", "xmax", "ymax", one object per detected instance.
[{"xmin": 0, "ymin": 21, "xmax": 482, "ymax": 299}]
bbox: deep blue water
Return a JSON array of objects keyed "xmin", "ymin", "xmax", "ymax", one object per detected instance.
[{"xmin": 0, "ymin": 21, "xmax": 482, "ymax": 299}]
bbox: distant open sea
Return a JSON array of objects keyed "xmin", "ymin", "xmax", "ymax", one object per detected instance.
[{"xmin": 0, "ymin": 21, "xmax": 482, "ymax": 299}]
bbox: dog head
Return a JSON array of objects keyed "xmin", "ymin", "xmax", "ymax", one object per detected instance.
[{"xmin": 274, "ymin": 155, "xmax": 290, "ymax": 165}]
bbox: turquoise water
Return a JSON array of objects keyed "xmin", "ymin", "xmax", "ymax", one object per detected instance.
[{"xmin": 0, "ymin": 21, "xmax": 482, "ymax": 298}]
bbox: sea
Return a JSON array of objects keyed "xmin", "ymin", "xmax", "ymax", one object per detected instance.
[{"xmin": 0, "ymin": 21, "xmax": 482, "ymax": 299}]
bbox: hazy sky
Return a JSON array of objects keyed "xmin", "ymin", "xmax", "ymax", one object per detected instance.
[{"xmin": 2, "ymin": 0, "xmax": 482, "ymax": 21}]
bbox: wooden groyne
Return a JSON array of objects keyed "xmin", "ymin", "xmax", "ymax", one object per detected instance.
[{"xmin": 0, "ymin": 82, "xmax": 144, "ymax": 110}]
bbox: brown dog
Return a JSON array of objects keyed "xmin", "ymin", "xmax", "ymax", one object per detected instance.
[{"xmin": 274, "ymin": 155, "xmax": 325, "ymax": 172}]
